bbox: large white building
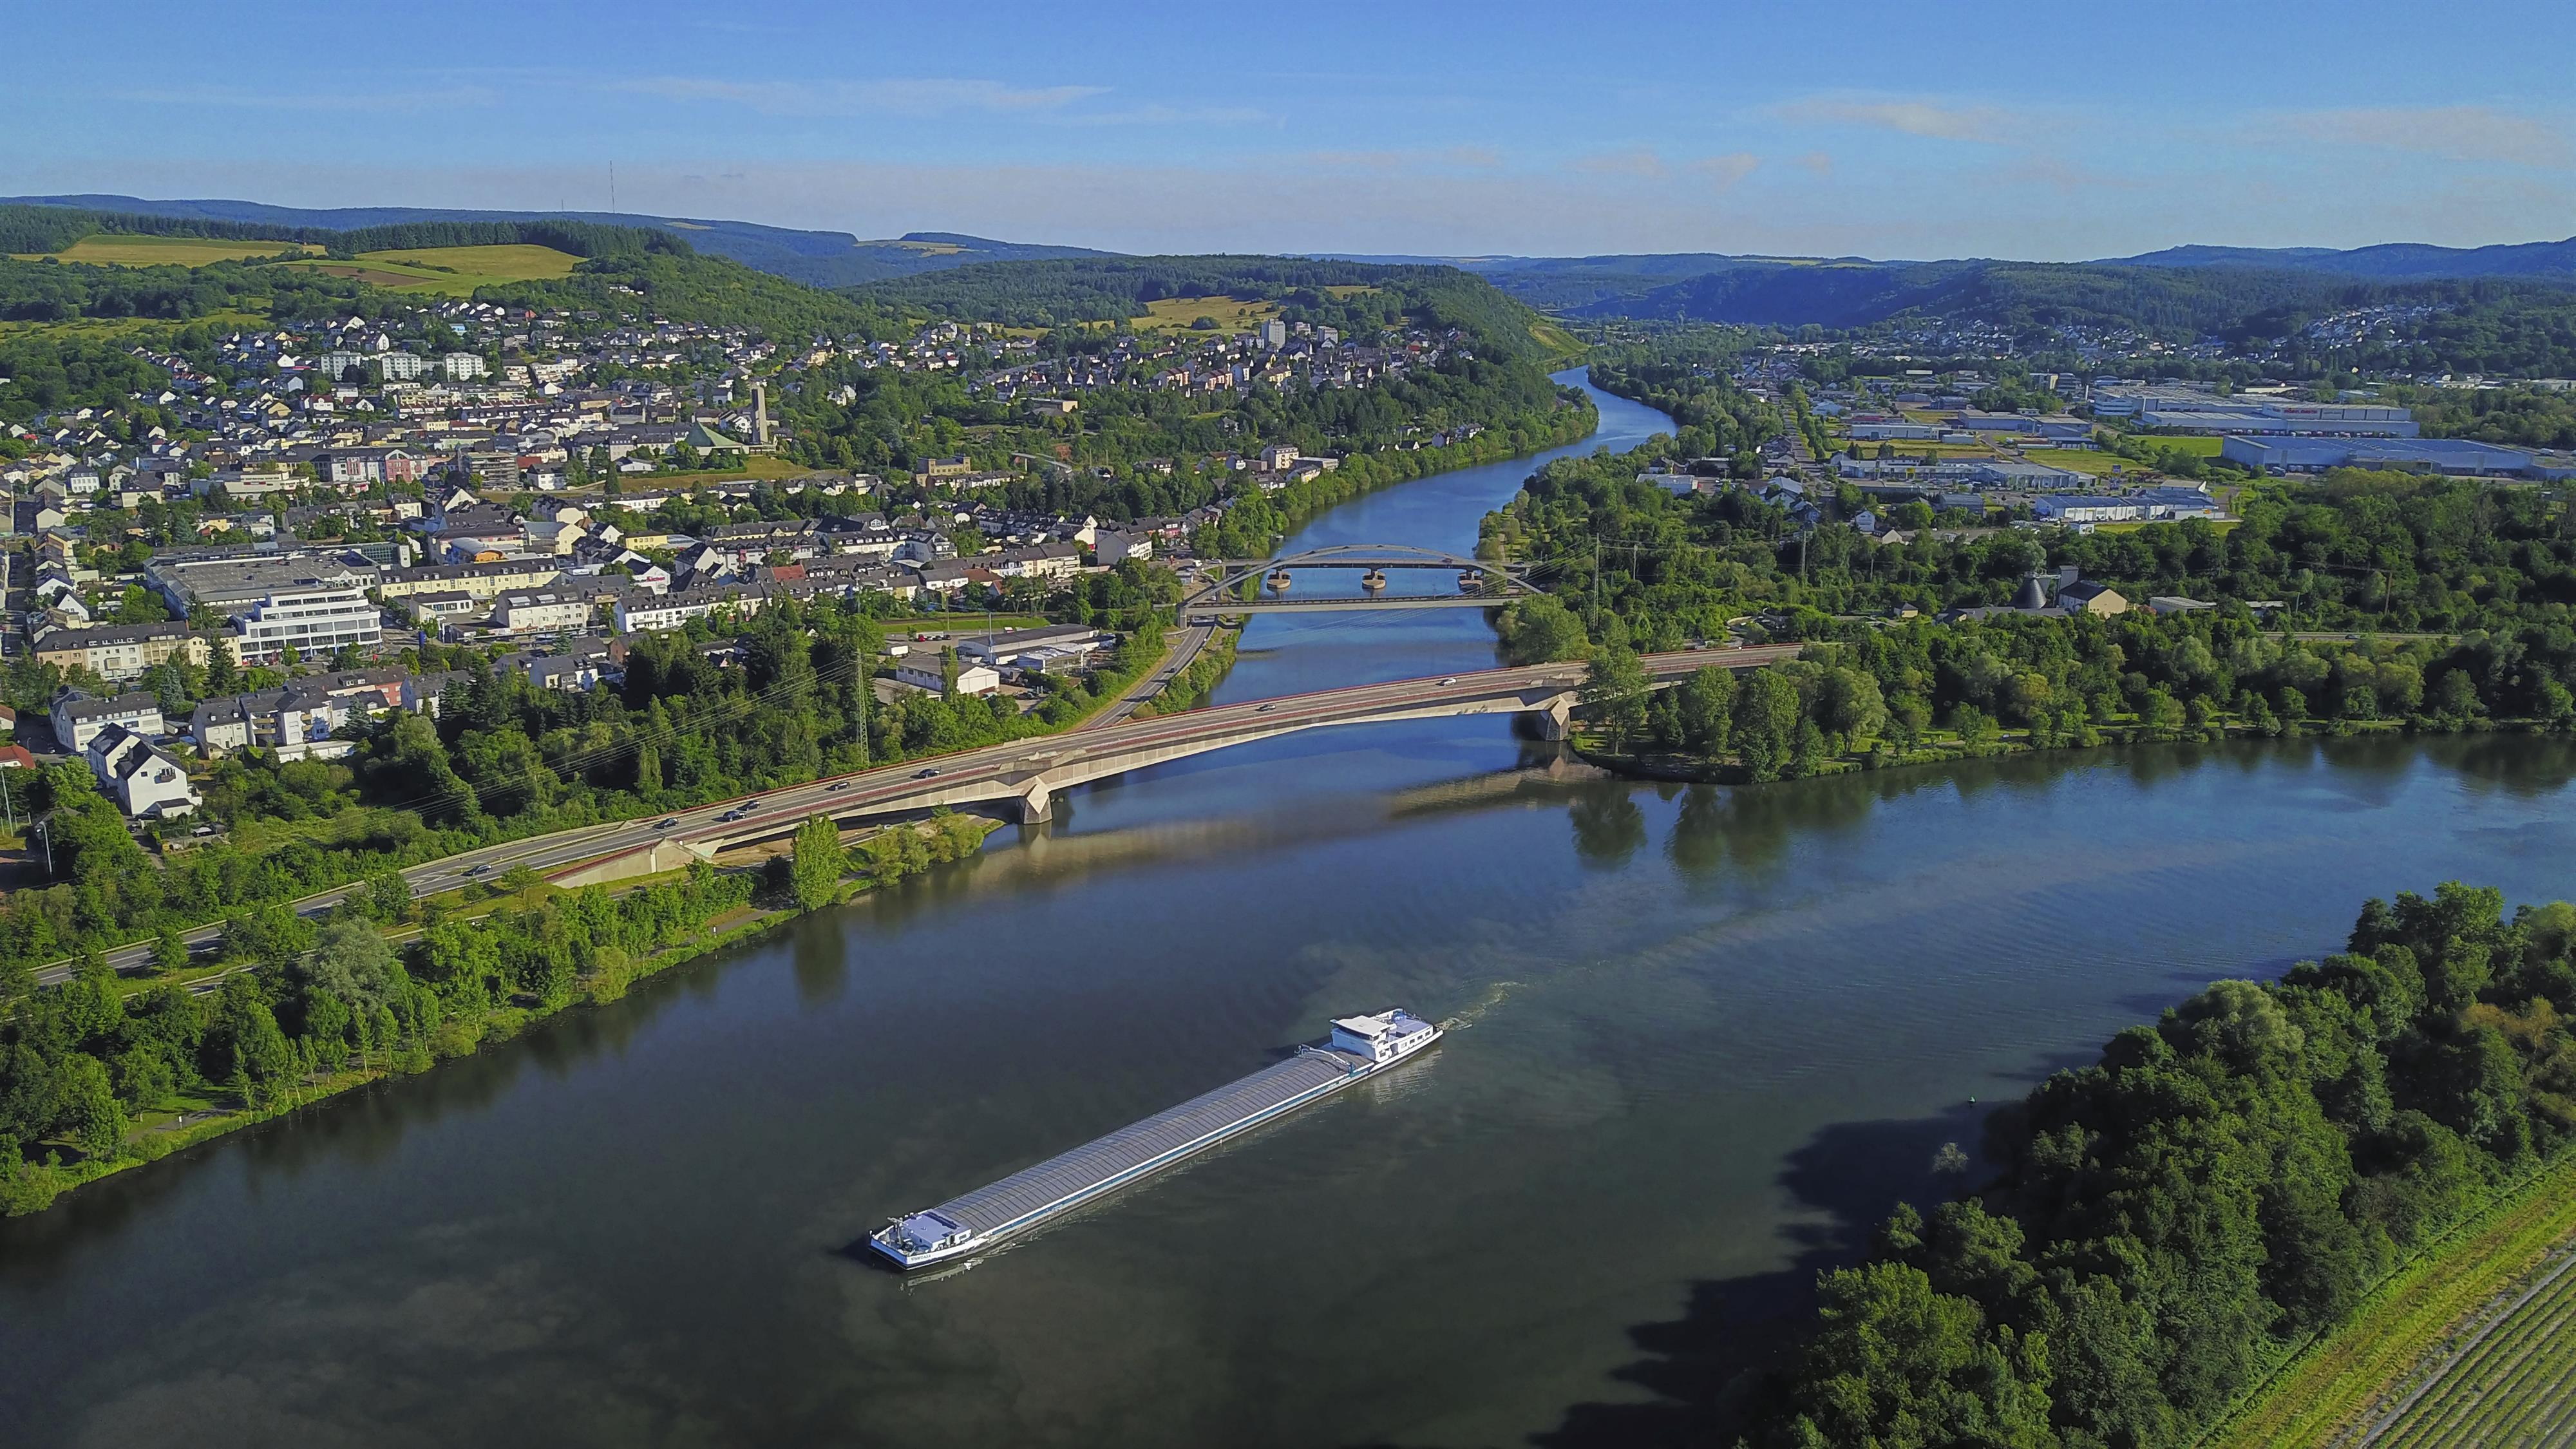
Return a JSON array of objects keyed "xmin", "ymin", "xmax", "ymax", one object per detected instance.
[
  {"xmin": 84, "ymin": 723, "xmax": 200, "ymax": 819},
  {"xmin": 226, "ymin": 585, "xmax": 385, "ymax": 665},
  {"xmin": 51, "ymin": 690, "xmax": 166, "ymax": 752},
  {"xmin": 490, "ymin": 590, "xmax": 593, "ymax": 636}
]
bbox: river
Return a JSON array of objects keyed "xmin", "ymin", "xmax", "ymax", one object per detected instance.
[{"xmin": 9, "ymin": 373, "xmax": 2576, "ymax": 1448}]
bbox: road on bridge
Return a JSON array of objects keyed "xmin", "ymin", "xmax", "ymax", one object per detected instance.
[{"xmin": 30, "ymin": 645, "xmax": 1795, "ymax": 989}]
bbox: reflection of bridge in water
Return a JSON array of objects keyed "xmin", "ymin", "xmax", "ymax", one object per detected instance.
[
  {"xmin": 677, "ymin": 646, "xmax": 1800, "ymax": 848},
  {"xmin": 1182, "ymin": 544, "xmax": 1540, "ymax": 618}
]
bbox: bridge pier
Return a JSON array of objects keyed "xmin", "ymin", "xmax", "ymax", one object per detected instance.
[
  {"xmin": 1012, "ymin": 779, "xmax": 1054, "ymax": 824},
  {"xmin": 1530, "ymin": 694, "xmax": 1575, "ymax": 741}
]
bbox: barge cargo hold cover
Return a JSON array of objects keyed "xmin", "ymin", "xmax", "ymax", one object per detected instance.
[{"xmin": 870, "ymin": 1009, "xmax": 1441, "ymax": 1269}]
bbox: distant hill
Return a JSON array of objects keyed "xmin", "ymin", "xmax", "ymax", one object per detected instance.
[
  {"xmin": 2103, "ymin": 236, "xmax": 2576, "ymax": 281},
  {"xmin": 0, "ymin": 194, "xmax": 1112, "ymax": 288},
  {"xmin": 1329, "ymin": 240, "xmax": 2576, "ymax": 321}
]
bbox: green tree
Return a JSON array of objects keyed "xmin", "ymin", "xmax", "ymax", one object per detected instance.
[
  {"xmin": 1496, "ymin": 593, "xmax": 1590, "ymax": 664},
  {"xmin": 1579, "ymin": 644, "xmax": 1652, "ymax": 750},
  {"xmin": 1731, "ymin": 668, "xmax": 1802, "ymax": 782},
  {"xmin": 53, "ymin": 1054, "xmax": 126, "ymax": 1160},
  {"xmin": 790, "ymin": 816, "xmax": 846, "ymax": 910}
]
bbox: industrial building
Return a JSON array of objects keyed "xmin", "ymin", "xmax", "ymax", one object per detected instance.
[
  {"xmin": 2217, "ymin": 436, "xmax": 2571, "ymax": 478},
  {"xmin": 2092, "ymin": 386, "xmax": 2416, "ymax": 437}
]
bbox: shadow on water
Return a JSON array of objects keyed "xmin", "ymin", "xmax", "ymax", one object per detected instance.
[{"xmin": 1525, "ymin": 1100, "xmax": 2000, "ymax": 1449}]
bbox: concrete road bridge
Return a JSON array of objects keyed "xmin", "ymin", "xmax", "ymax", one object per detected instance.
[
  {"xmin": 677, "ymin": 644, "xmax": 1798, "ymax": 842},
  {"xmin": 29, "ymin": 645, "xmax": 1792, "ymax": 990}
]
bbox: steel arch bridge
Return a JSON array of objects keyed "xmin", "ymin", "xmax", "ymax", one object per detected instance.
[{"xmin": 1196, "ymin": 544, "xmax": 1530, "ymax": 597}]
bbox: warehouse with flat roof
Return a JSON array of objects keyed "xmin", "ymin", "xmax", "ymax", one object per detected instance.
[{"xmin": 2219, "ymin": 436, "xmax": 2546, "ymax": 476}]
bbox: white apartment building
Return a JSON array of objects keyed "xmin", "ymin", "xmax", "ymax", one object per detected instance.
[
  {"xmin": 227, "ymin": 585, "xmax": 385, "ymax": 665},
  {"xmin": 491, "ymin": 590, "xmax": 593, "ymax": 635}
]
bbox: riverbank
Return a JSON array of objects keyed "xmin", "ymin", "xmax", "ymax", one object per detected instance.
[
  {"xmin": 0, "ymin": 813, "xmax": 1000, "ymax": 1217},
  {"xmin": 1571, "ymin": 696, "xmax": 2562, "ymax": 786}
]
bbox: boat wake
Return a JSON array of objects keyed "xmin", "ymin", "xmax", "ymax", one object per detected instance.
[{"xmin": 1441, "ymin": 978, "xmax": 1524, "ymax": 1031}]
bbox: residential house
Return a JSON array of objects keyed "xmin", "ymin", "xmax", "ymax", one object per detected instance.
[
  {"xmin": 50, "ymin": 690, "xmax": 166, "ymax": 752},
  {"xmin": 84, "ymin": 723, "xmax": 199, "ymax": 819}
]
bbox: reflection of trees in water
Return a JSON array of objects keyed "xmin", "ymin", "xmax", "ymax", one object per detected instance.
[
  {"xmin": 2441, "ymin": 733, "xmax": 2576, "ymax": 797},
  {"xmin": 1568, "ymin": 788, "xmax": 1647, "ymax": 870}
]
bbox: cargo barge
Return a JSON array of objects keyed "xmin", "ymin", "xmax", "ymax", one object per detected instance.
[{"xmin": 868, "ymin": 1010, "xmax": 1441, "ymax": 1269}]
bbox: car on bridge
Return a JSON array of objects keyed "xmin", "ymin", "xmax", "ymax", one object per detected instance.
[
  {"xmin": 830, "ymin": 780, "xmax": 854, "ymax": 791},
  {"xmin": 654, "ymin": 817, "xmax": 679, "ymax": 830},
  {"xmin": 913, "ymin": 768, "xmax": 940, "ymax": 779}
]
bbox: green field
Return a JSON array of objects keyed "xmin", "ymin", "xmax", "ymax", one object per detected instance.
[
  {"xmin": 9, "ymin": 233, "xmax": 316, "ymax": 267},
  {"xmin": 1132, "ymin": 295, "xmax": 1281, "ymax": 334},
  {"xmin": 2210, "ymin": 1157, "xmax": 2576, "ymax": 1449},
  {"xmin": 2371, "ymin": 1247, "xmax": 2576, "ymax": 1447},
  {"xmin": 279, "ymin": 243, "xmax": 582, "ymax": 295},
  {"xmin": 2045, "ymin": 449, "xmax": 2156, "ymax": 475},
  {"xmin": 2141, "ymin": 434, "xmax": 2226, "ymax": 456}
]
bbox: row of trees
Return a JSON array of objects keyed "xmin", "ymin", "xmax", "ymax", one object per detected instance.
[
  {"xmin": 1752, "ymin": 884, "xmax": 2576, "ymax": 1448},
  {"xmin": 0, "ymin": 860, "xmax": 760, "ymax": 1212},
  {"xmin": 1561, "ymin": 607, "xmax": 2566, "ymax": 782}
]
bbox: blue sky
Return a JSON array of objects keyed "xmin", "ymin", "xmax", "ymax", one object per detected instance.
[{"xmin": 8, "ymin": 1, "xmax": 2575, "ymax": 260}]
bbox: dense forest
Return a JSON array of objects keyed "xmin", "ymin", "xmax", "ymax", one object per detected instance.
[
  {"xmin": 851, "ymin": 254, "xmax": 1564, "ymax": 357},
  {"xmin": 0, "ymin": 202, "xmax": 688, "ymax": 263},
  {"xmin": 0, "ymin": 204, "xmax": 879, "ymax": 341},
  {"xmin": 1484, "ymin": 434, "xmax": 2576, "ymax": 782},
  {"xmin": 475, "ymin": 247, "xmax": 902, "ymax": 340},
  {"xmin": 1739, "ymin": 881, "xmax": 2576, "ymax": 1448},
  {"xmin": 0, "ymin": 250, "xmax": 381, "ymax": 325},
  {"xmin": 1491, "ymin": 442, "xmax": 2576, "ymax": 645}
]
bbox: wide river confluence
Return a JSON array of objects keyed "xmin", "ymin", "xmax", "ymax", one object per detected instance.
[{"xmin": 9, "ymin": 373, "xmax": 2576, "ymax": 1447}]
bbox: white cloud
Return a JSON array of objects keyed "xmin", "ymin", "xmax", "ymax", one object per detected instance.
[
  {"xmin": 1687, "ymin": 153, "xmax": 1761, "ymax": 188},
  {"xmin": 614, "ymin": 77, "xmax": 1108, "ymax": 118},
  {"xmin": 1794, "ymin": 151, "xmax": 1834, "ymax": 177},
  {"xmin": 1775, "ymin": 95, "xmax": 2014, "ymax": 144},
  {"xmin": 112, "ymin": 83, "xmax": 498, "ymax": 113},
  {"xmin": 1570, "ymin": 147, "xmax": 1665, "ymax": 178},
  {"xmin": 2282, "ymin": 106, "xmax": 2573, "ymax": 168}
]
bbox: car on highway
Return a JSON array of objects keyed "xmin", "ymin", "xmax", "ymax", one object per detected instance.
[
  {"xmin": 654, "ymin": 817, "xmax": 679, "ymax": 830},
  {"xmin": 464, "ymin": 864, "xmax": 488, "ymax": 877},
  {"xmin": 1438, "ymin": 677, "xmax": 1457, "ymax": 686},
  {"xmin": 1257, "ymin": 703, "xmax": 1278, "ymax": 713},
  {"xmin": 829, "ymin": 780, "xmax": 854, "ymax": 791},
  {"xmin": 913, "ymin": 767, "xmax": 940, "ymax": 779},
  {"xmin": 718, "ymin": 806, "xmax": 752, "ymax": 822}
]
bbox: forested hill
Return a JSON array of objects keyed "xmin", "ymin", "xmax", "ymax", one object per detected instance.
[
  {"xmin": 0, "ymin": 202, "xmax": 690, "ymax": 261},
  {"xmin": 0, "ymin": 194, "xmax": 1110, "ymax": 287},
  {"xmin": 2107, "ymin": 234, "xmax": 2576, "ymax": 281},
  {"xmin": 0, "ymin": 205, "xmax": 901, "ymax": 339},
  {"xmin": 850, "ymin": 255, "xmax": 1570, "ymax": 359}
]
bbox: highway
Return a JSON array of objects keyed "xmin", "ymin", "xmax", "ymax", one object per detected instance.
[
  {"xmin": 1092, "ymin": 621, "xmax": 1217, "ymax": 726},
  {"xmin": 31, "ymin": 645, "xmax": 1797, "ymax": 989}
]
